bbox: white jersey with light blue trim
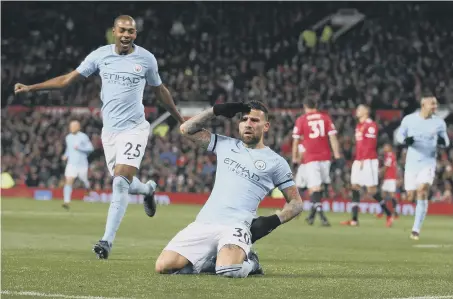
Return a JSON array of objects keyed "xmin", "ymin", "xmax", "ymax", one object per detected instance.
[
  {"xmin": 64, "ymin": 132, "xmax": 94, "ymax": 167},
  {"xmin": 396, "ymin": 113, "xmax": 449, "ymax": 172},
  {"xmin": 195, "ymin": 134, "xmax": 295, "ymax": 227},
  {"xmin": 76, "ymin": 44, "xmax": 162, "ymax": 132}
]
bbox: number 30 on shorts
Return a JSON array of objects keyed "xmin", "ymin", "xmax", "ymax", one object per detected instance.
[
  {"xmin": 232, "ymin": 228, "xmax": 251, "ymax": 245},
  {"xmin": 123, "ymin": 142, "xmax": 142, "ymax": 158}
]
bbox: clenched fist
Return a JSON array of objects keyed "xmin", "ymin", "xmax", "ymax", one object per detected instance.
[{"xmin": 14, "ymin": 83, "xmax": 31, "ymax": 94}]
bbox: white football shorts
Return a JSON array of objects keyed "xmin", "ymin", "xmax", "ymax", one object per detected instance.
[
  {"xmin": 295, "ymin": 164, "xmax": 307, "ymax": 188},
  {"xmin": 64, "ymin": 164, "xmax": 88, "ymax": 181},
  {"xmin": 351, "ymin": 159, "xmax": 379, "ymax": 187},
  {"xmin": 381, "ymin": 179, "xmax": 397, "ymax": 193},
  {"xmin": 163, "ymin": 221, "xmax": 252, "ymax": 273},
  {"xmin": 304, "ymin": 160, "xmax": 331, "ymax": 188},
  {"xmin": 404, "ymin": 166, "xmax": 435, "ymax": 191},
  {"xmin": 101, "ymin": 121, "xmax": 150, "ymax": 176}
]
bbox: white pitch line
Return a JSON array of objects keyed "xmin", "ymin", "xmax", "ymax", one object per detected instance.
[
  {"xmin": 0, "ymin": 290, "xmax": 133, "ymax": 299},
  {"xmin": 388, "ymin": 296, "xmax": 453, "ymax": 299}
]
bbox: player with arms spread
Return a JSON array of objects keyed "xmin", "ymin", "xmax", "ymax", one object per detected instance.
[
  {"xmin": 396, "ymin": 95, "xmax": 449, "ymax": 240},
  {"xmin": 61, "ymin": 120, "xmax": 94, "ymax": 209},
  {"xmin": 14, "ymin": 15, "xmax": 185, "ymax": 259},
  {"xmin": 377, "ymin": 143, "xmax": 399, "ymax": 219},
  {"xmin": 292, "ymin": 94, "xmax": 341, "ymax": 226},
  {"xmin": 155, "ymin": 101, "xmax": 304, "ymax": 277},
  {"xmin": 341, "ymin": 105, "xmax": 394, "ymax": 227}
]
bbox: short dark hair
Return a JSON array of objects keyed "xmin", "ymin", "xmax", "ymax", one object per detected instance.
[
  {"xmin": 421, "ymin": 91, "xmax": 435, "ymax": 99},
  {"xmin": 247, "ymin": 100, "xmax": 269, "ymax": 120},
  {"xmin": 303, "ymin": 91, "xmax": 319, "ymax": 109}
]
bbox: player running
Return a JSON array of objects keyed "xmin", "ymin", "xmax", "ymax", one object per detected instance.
[
  {"xmin": 61, "ymin": 120, "xmax": 94, "ymax": 209},
  {"xmin": 376, "ymin": 143, "xmax": 399, "ymax": 219},
  {"xmin": 14, "ymin": 15, "xmax": 185, "ymax": 259},
  {"xmin": 292, "ymin": 94, "xmax": 341, "ymax": 226},
  {"xmin": 341, "ymin": 105, "xmax": 394, "ymax": 227},
  {"xmin": 155, "ymin": 101, "xmax": 303, "ymax": 277},
  {"xmin": 396, "ymin": 95, "xmax": 449, "ymax": 240}
]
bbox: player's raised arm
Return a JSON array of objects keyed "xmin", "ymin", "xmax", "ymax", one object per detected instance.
[
  {"xmin": 14, "ymin": 70, "xmax": 82, "ymax": 94},
  {"xmin": 153, "ymin": 84, "xmax": 185, "ymax": 124},
  {"xmin": 15, "ymin": 47, "xmax": 102, "ymax": 94},
  {"xmin": 180, "ymin": 102, "xmax": 251, "ymax": 150}
]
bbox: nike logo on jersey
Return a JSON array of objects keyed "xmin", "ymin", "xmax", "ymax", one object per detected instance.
[{"xmin": 231, "ymin": 149, "xmax": 240, "ymax": 153}]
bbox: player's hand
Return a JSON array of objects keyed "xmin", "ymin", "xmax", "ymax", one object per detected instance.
[
  {"xmin": 404, "ymin": 136, "xmax": 415, "ymax": 147},
  {"xmin": 61, "ymin": 156, "xmax": 67, "ymax": 161},
  {"xmin": 250, "ymin": 214, "xmax": 282, "ymax": 243},
  {"xmin": 14, "ymin": 83, "xmax": 31, "ymax": 94},
  {"xmin": 437, "ymin": 136, "xmax": 446, "ymax": 148},
  {"xmin": 213, "ymin": 102, "xmax": 251, "ymax": 118}
]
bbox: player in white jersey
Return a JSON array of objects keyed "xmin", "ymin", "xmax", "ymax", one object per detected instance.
[
  {"xmin": 155, "ymin": 101, "xmax": 304, "ymax": 277},
  {"xmin": 62, "ymin": 120, "xmax": 94, "ymax": 209},
  {"xmin": 14, "ymin": 15, "xmax": 185, "ymax": 259},
  {"xmin": 396, "ymin": 95, "xmax": 449, "ymax": 240}
]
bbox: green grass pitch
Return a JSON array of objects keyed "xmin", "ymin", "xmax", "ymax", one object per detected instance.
[{"xmin": 1, "ymin": 198, "xmax": 453, "ymax": 299}]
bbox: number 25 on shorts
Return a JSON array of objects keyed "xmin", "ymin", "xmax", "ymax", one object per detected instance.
[{"xmin": 123, "ymin": 142, "xmax": 142, "ymax": 160}]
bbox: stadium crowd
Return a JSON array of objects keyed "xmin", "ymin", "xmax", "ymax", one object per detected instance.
[
  {"xmin": 2, "ymin": 108, "xmax": 453, "ymax": 202},
  {"xmin": 1, "ymin": 2, "xmax": 452, "ymax": 202}
]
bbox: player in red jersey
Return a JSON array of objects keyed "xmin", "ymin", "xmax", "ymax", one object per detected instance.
[
  {"xmin": 376, "ymin": 143, "xmax": 399, "ymax": 219},
  {"xmin": 292, "ymin": 94, "xmax": 341, "ymax": 226},
  {"xmin": 341, "ymin": 105, "xmax": 393, "ymax": 227}
]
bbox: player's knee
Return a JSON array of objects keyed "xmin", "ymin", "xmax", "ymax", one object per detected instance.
[
  {"xmin": 112, "ymin": 176, "xmax": 130, "ymax": 192},
  {"xmin": 155, "ymin": 257, "xmax": 179, "ymax": 274},
  {"xmin": 367, "ymin": 186, "xmax": 378, "ymax": 195},
  {"xmin": 216, "ymin": 265, "xmax": 246, "ymax": 278},
  {"xmin": 351, "ymin": 184, "xmax": 360, "ymax": 191},
  {"xmin": 113, "ymin": 164, "xmax": 136, "ymax": 182}
]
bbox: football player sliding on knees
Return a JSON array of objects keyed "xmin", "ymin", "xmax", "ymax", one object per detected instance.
[
  {"xmin": 155, "ymin": 101, "xmax": 303, "ymax": 277},
  {"xmin": 14, "ymin": 15, "xmax": 185, "ymax": 259}
]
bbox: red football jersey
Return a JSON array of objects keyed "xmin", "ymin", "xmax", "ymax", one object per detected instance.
[
  {"xmin": 292, "ymin": 112, "xmax": 337, "ymax": 163},
  {"xmin": 354, "ymin": 118, "xmax": 378, "ymax": 160},
  {"xmin": 383, "ymin": 152, "xmax": 397, "ymax": 179}
]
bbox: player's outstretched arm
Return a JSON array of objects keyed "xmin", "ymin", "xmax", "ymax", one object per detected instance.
[
  {"xmin": 14, "ymin": 70, "xmax": 82, "ymax": 94},
  {"xmin": 250, "ymin": 185, "xmax": 303, "ymax": 243},
  {"xmin": 179, "ymin": 108, "xmax": 216, "ymax": 150},
  {"xmin": 180, "ymin": 102, "xmax": 251, "ymax": 150},
  {"xmin": 276, "ymin": 185, "xmax": 304, "ymax": 223},
  {"xmin": 153, "ymin": 85, "xmax": 185, "ymax": 124}
]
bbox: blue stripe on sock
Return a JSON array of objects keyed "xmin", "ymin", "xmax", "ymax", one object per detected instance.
[
  {"xmin": 114, "ymin": 175, "xmax": 131, "ymax": 185},
  {"xmin": 215, "ymin": 267, "xmax": 242, "ymax": 274}
]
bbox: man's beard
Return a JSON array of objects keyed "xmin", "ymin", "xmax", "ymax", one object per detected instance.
[{"xmin": 241, "ymin": 133, "xmax": 260, "ymax": 146}]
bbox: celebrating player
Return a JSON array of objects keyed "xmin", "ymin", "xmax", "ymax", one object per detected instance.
[
  {"xmin": 396, "ymin": 95, "xmax": 449, "ymax": 240},
  {"xmin": 155, "ymin": 101, "xmax": 303, "ymax": 277},
  {"xmin": 292, "ymin": 94, "xmax": 341, "ymax": 226},
  {"xmin": 341, "ymin": 105, "xmax": 394, "ymax": 227},
  {"xmin": 377, "ymin": 143, "xmax": 399, "ymax": 218},
  {"xmin": 14, "ymin": 15, "xmax": 185, "ymax": 259},
  {"xmin": 61, "ymin": 120, "xmax": 94, "ymax": 209}
]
